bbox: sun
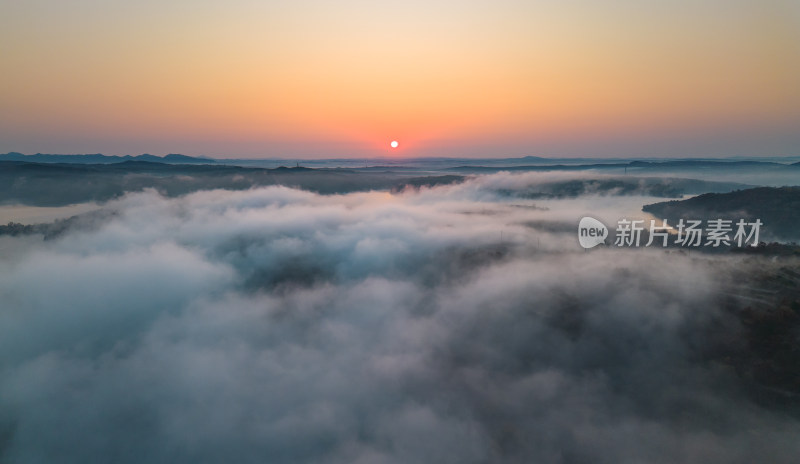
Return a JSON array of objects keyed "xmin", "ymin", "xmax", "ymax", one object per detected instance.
[{"xmin": 390, "ymin": 140, "xmax": 399, "ymax": 148}]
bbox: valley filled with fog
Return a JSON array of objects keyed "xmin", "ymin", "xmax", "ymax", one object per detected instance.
[{"xmin": 1, "ymin": 162, "xmax": 799, "ymax": 463}]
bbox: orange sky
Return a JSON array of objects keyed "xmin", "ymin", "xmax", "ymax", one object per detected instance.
[{"xmin": 1, "ymin": 0, "xmax": 799, "ymax": 158}]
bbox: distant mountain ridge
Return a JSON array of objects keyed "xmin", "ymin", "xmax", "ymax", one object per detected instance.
[
  {"xmin": 0, "ymin": 159, "xmax": 464, "ymax": 206},
  {"xmin": 0, "ymin": 152, "xmax": 215, "ymax": 164},
  {"xmin": 5, "ymin": 153, "xmax": 800, "ymax": 168},
  {"xmin": 444, "ymin": 159, "xmax": 798, "ymax": 173}
]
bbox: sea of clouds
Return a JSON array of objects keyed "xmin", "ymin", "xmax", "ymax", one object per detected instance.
[{"xmin": 1, "ymin": 173, "xmax": 798, "ymax": 463}]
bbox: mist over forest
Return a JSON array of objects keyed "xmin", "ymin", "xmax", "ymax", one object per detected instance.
[{"xmin": 1, "ymin": 157, "xmax": 799, "ymax": 463}]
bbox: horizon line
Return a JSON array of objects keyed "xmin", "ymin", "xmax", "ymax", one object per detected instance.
[{"xmin": 3, "ymin": 151, "xmax": 800, "ymax": 161}]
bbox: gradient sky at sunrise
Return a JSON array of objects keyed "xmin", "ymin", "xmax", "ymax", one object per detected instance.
[{"xmin": 2, "ymin": 0, "xmax": 799, "ymax": 158}]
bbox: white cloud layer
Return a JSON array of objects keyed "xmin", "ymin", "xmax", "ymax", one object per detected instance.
[{"xmin": 1, "ymin": 176, "xmax": 798, "ymax": 463}]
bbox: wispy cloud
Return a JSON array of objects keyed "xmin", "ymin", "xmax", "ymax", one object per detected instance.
[{"xmin": 0, "ymin": 180, "xmax": 797, "ymax": 463}]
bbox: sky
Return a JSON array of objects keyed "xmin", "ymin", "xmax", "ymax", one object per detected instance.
[{"xmin": 1, "ymin": 0, "xmax": 799, "ymax": 159}]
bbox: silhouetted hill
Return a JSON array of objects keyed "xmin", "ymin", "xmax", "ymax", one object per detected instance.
[
  {"xmin": 163, "ymin": 153, "xmax": 210, "ymax": 163},
  {"xmin": 0, "ymin": 160, "xmax": 464, "ymax": 206},
  {"xmin": 445, "ymin": 159, "xmax": 796, "ymax": 173},
  {"xmin": 0, "ymin": 152, "xmax": 216, "ymax": 164},
  {"xmin": 643, "ymin": 187, "xmax": 800, "ymax": 241},
  {"xmin": 496, "ymin": 177, "xmax": 749, "ymax": 199},
  {"xmin": 628, "ymin": 160, "xmax": 784, "ymax": 168}
]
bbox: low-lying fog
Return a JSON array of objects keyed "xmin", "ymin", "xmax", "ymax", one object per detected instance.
[
  {"xmin": 0, "ymin": 203, "xmax": 100, "ymax": 225},
  {"xmin": 1, "ymin": 172, "xmax": 798, "ymax": 463}
]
